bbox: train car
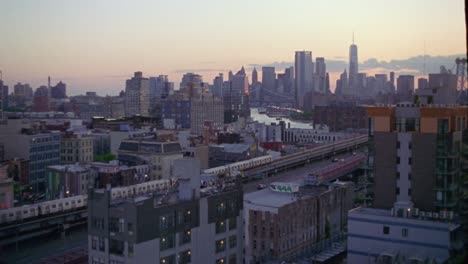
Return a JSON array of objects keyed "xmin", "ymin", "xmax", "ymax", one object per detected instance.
[
  {"xmin": 203, "ymin": 155, "xmax": 273, "ymax": 176},
  {"xmin": 0, "ymin": 204, "xmax": 40, "ymax": 224}
]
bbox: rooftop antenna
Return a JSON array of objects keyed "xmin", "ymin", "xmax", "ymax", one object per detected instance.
[
  {"xmin": 423, "ymin": 41, "xmax": 426, "ymax": 76},
  {"xmin": 352, "ymin": 32, "xmax": 354, "ymax": 45}
]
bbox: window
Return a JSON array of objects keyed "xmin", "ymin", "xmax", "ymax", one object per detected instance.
[
  {"xmin": 396, "ymin": 172, "xmax": 400, "ymax": 179},
  {"xmin": 396, "ymin": 188, "xmax": 400, "ymax": 195},
  {"xmin": 160, "ymin": 255, "xmax": 176, "ymax": 264},
  {"xmin": 383, "ymin": 226, "xmax": 390, "ymax": 235},
  {"xmin": 128, "ymin": 244, "xmax": 133, "ymax": 257},
  {"xmin": 397, "ymin": 141, "xmax": 400, "ymax": 149},
  {"xmin": 216, "ymin": 202, "xmax": 226, "ymax": 216},
  {"xmin": 216, "ymin": 220, "xmax": 226, "ymax": 234},
  {"xmin": 92, "ymin": 237, "xmax": 97, "ymax": 250},
  {"xmin": 160, "ymin": 214, "xmax": 174, "ymax": 231},
  {"xmin": 109, "ymin": 217, "xmax": 119, "ymax": 233},
  {"xmin": 408, "ymin": 173, "xmax": 412, "ymax": 180},
  {"xmin": 396, "ymin": 157, "xmax": 400, "ymax": 164},
  {"xmin": 408, "ymin": 158, "xmax": 412, "ymax": 165},
  {"xmin": 119, "ymin": 219, "xmax": 125, "ymax": 233},
  {"xmin": 229, "ymin": 235, "xmax": 237, "ymax": 249},
  {"xmin": 99, "ymin": 237, "xmax": 105, "ymax": 251},
  {"xmin": 408, "ymin": 189, "xmax": 412, "ymax": 196},
  {"xmin": 179, "ymin": 250, "xmax": 191, "ymax": 264},
  {"xmin": 401, "ymin": 228, "xmax": 409, "ymax": 238},
  {"xmin": 215, "ymin": 239, "xmax": 226, "ymax": 253},
  {"xmin": 127, "ymin": 222, "xmax": 133, "ymax": 233},
  {"xmin": 229, "ymin": 217, "xmax": 237, "ymax": 230},
  {"xmin": 109, "ymin": 239, "xmax": 124, "ymax": 256},
  {"xmin": 408, "ymin": 142, "xmax": 412, "ymax": 149},
  {"xmin": 229, "ymin": 254, "xmax": 237, "ymax": 264},
  {"xmin": 180, "ymin": 229, "xmax": 191, "ymax": 245},
  {"xmin": 216, "ymin": 257, "xmax": 226, "ymax": 264},
  {"xmin": 160, "ymin": 234, "xmax": 175, "ymax": 251}
]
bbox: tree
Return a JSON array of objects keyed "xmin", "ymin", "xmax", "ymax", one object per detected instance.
[{"xmin": 94, "ymin": 153, "xmax": 116, "ymax": 163}]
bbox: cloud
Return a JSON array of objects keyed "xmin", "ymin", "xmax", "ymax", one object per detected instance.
[
  {"xmin": 172, "ymin": 68, "xmax": 228, "ymax": 73},
  {"xmin": 249, "ymin": 54, "xmax": 464, "ymax": 75},
  {"xmin": 360, "ymin": 54, "xmax": 464, "ymax": 75}
]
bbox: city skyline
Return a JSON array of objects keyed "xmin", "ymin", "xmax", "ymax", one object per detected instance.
[{"xmin": 0, "ymin": 0, "xmax": 466, "ymax": 95}]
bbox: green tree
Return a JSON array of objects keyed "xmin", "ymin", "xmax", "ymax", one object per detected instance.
[{"xmin": 94, "ymin": 153, "xmax": 116, "ymax": 162}]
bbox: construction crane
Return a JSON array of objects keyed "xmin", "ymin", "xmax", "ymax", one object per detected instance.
[{"xmin": 455, "ymin": 58, "xmax": 467, "ymax": 91}]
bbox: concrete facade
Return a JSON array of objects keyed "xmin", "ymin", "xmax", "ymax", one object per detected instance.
[
  {"xmin": 347, "ymin": 207, "xmax": 461, "ymax": 264},
  {"xmin": 190, "ymin": 94, "xmax": 224, "ymax": 136},
  {"xmin": 88, "ymin": 159, "xmax": 244, "ymax": 264},
  {"xmin": 117, "ymin": 138, "xmax": 183, "ymax": 180},
  {"xmin": 367, "ymin": 104, "xmax": 468, "ymax": 212},
  {"xmin": 125, "ymin": 72, "xmax": 150, "ymax": 117},
  {"xmin": 60, "ymin": 133, "xmax": 94, "ymax": 164}
]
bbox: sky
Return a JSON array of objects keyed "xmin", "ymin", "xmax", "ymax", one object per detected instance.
[{"xmin": 0, "ymin": 0, "xmax": 466, "ymax": 95}]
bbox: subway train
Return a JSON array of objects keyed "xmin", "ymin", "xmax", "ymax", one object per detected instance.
[
  {"xmin": 0, "ymin": 178, "xmax": 174, "ymax": 225},
  {"xmin": 203, "ymin": 155, "xmax": 273, "ymax": 176}
]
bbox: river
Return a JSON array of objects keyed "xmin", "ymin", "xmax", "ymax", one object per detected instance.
[{"xmin": 250, "ymin": 108, "xmax": 313, "ymax": 129}]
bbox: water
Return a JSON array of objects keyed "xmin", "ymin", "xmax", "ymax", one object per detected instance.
[
  {"xmin": 250, "ymin": 108, "xmax": 313, "ymax": 129},
  {"xmin": 3, "ymin": 226, "xmax": 88, "ymax": 264}
]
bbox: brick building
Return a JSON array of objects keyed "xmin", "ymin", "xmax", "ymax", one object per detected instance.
[{"xmin": 313, "ymin": 104, "xmax": 367, "ymax": 132}]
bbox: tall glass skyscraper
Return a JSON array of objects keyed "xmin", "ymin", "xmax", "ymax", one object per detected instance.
[{"xmin": 294, "ymin": 51, "xmax": 313, "ymax": 108}]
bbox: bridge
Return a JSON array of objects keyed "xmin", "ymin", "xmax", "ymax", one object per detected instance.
[
  {"xmin": 0, "ymin": 208, "xmax": 87, "ymax": 247},
  {"xmin": 305, "ymin": 153, "xmax": 367, "ymax": 184},
  {"xmin": 242, "ymin": 135, "xmax": 368, "ymax": 180}
]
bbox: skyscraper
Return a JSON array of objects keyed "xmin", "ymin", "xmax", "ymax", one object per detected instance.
[
  {"xmin": 223, "ymin": 67, "xmax": 250, "ymax": 123},
  {"xmin": 315, "ymin": 57, "xmax": 326, "ymax": 93},
  {"xmin": 251, "ymin": 68, "xmax": 258, "ymax": 85},
  {"xmin": 125, "ymin": 71, "xmax": 150, "ymax": 117},
  {"xmin": 190, "ymin": 93, "xmax": 224, "ymax": 135},
  {"xmin": 149, "ymin": 75, "xmax": 174, "ymax": 102},
  {"xmin": 32, "ymin": 86, "xmax": 50, "ymax": 112},
  {"xmin": 417, "ymin": 77, "xmax": 428, "ymax": 89},
  {"xmin": 283, "ymin": 66, "xmax": 294, "ymax": 95},
  {"xmin": 397, "ymin": 75, "xmax": 415, "ymax": 100},
  {"xmin": 180, "ymin": 73, "xmax": 204, "ymax": 98},
  {"xmin": 261, "ymin": 66, "xmax": 276, "ymax": 92},
  {"xmin": 295, "ymin": 51, "xmax": 313, "ymax": 107},
  {"xmin": 212, "ymin": 73, "xmax": 224, "ymax": 98},
  {"xmin": 0, "ymin": 80, "xmax": 3, "ymax": 120},
  {"xmin": 348, "ymin": 38, "xmax": 358, "ymax": 93},
  {"xmin": 0, "ymin": 79, "xmax": 7, "ymax": 118},
  {"xmin": 337, "ymin": 69, "xmax": 348, "ymax": 95},
  {"xmin": 50, "ymin": 81, "xmax": 67, "ymax": 99}
]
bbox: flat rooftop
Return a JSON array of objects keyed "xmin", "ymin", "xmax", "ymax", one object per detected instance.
[
  {"xmin": 349, "ymin": 206, "xmax": 460, "ymax": 231},
  {"xmin": 244, "ymin": 184, "xmax": 328, "ymax": 209}
]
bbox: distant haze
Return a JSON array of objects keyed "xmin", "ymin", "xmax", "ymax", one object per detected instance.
[{"xmin": 0, "ymin": 0, "xmax": 466, "ymax": 95}]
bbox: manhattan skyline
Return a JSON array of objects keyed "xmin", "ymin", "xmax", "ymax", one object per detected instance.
[{"xmin": 0, "ymin": 0, "xmax": 466, "ymax": 95}]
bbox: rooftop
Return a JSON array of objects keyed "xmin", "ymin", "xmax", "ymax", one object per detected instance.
[
  {"xmin": 244, "ymin": 184, "xmax": 329, "ymax": 209},
  {"xmin": 349, "ymin": 206, "xmax": 460, "ymax": 231},
  {"xmin": 48, "ymin": 164, "xmax": 90, "ymax": 173},
  {"xmin": 211, "ymin": 143, "xmax": 251, "ymax": 153}
]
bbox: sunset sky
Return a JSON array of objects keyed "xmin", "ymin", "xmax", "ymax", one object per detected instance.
[{"xmin": 0, "ymin": 0, "xmax": 466, "ymax": 95}]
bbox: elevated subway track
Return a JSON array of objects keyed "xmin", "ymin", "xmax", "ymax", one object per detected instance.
[{"xmin": 242, "ymin": 135, "xmax": 368, "ymax": 180}]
